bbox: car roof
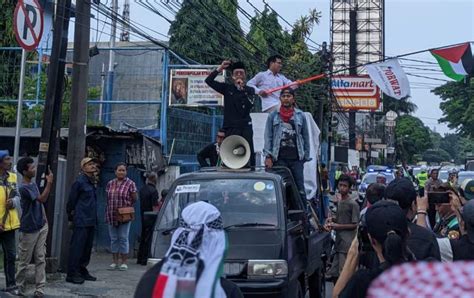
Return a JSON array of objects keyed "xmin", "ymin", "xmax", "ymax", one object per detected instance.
[{"xmin": 177, "ymin": 167, "xmax": 286, "ymax": 183}]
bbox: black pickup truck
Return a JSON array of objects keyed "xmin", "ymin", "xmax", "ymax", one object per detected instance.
[{"xmin": 147, "ymin": 167, "xmax": 331, "ymax": 298}]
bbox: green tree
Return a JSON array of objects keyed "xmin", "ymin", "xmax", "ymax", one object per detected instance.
[
  {"xmin": 395, "ymin": 115, "xmax": 432, "ymax": 164},
  {"xmin": 168, "ymin": 0, "xmax": 253, "ymax": 65},
  {"xmin": 0, "ymin": 0, "xmax": 22, "ymax": 99},
  {"xmin": 383, "ymin": 96, "xmax": 417, "ymax": 114},
  {"xmin": 422, "ymin": 148, "xmax": 451, "ymax": 164},
  {"xmin": 432, "ymin": 79, "xmax": 474, "ymax": 138}
]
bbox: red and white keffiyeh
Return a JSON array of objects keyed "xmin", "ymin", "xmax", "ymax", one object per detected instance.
[{"xmin": 368, "ymin": 261, "xmax": 474, "ymax": 297}]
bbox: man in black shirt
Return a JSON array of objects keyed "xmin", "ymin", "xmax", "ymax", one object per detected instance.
[
  {"xmin": 205, "ymin": 60, "xmax": 256, "ymax": 166},
  {"xmin": 137, "ymin": 172, "xmax": 159, "ymax": 265},
  {"xmin": 197, "ymin": 129, "xmax": 226, "ymax": 167},
  {"xmin": 384, "ymin": 178, "xmax": 441, "ymax": 261}
]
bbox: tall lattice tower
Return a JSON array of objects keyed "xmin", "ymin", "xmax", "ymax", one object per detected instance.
[
  {"xmin": 330, "ymin": 0, "xmax": 384, "ymax": 74},
  {"xmin": 120, "ymin": 0, "xmax": 130, "ymax": 42}
]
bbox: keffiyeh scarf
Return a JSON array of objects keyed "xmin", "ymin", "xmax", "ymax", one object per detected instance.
[{"xmin": 153, "ymin": 201, "xmax": 227, "ymax": 298}]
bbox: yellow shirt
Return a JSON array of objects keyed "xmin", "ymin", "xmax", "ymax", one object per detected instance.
[{"xmin": 0, "ymin": 172, "xmax": 20, "ymax": 231}]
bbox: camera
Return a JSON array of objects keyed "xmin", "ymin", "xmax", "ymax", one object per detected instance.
[{"xmin": 428, "ymin": 191, "xmax": 450, "ymax": 204}]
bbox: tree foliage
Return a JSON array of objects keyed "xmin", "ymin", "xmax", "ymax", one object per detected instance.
[
  {"xmin": 439, "ymin": 133, "xmax": 474, "ymax": 164},
  {"xmin": 432, "ymin": 79, "xmax": 474, "ymax": 138},
  {"xmin": 0, "ymin": 0, "xmax": 22, "ymax": 99},
  {"xmin": 395, "ymin": 115, "xmax": 432, "ymax": 163},
  {"xmin": 168, "ymin": 0, "xmax": 253, "ymax": 65},
  {"xmin": 383, "ymin": 96, "xmax": 417, "ymax": 114},
  {"xmin": 422, "ymin": 148, "xmax": 451, "ymax": 164},
  {"xmin": 168, "ymin": 1, "xmax": 327, "ymax": 118}
]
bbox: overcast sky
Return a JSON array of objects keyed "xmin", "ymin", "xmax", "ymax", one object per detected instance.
[{"xmin": 79, "ymin": 0, "xmax": 474, "ymax": 135}]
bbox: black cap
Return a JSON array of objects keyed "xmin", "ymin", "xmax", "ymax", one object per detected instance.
[
  {"xmin": 366, "ymin": 201, "xmax": 408, "ymax": 244},
  {"xmin": 230, "ymin": 61, "xmax": 246, "ymax": 72},
  {"xmin": 385, "ymin": 177, "xmax": 417, "ymax": 210},
  {"xmin": 280, "ymin": 87, "xmax": 295, "ymax": 97}
]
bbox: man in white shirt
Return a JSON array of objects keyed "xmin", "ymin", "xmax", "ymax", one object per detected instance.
[{"xmin": 247, "ymin": 55, "xmax": 296, "ymax": 112}]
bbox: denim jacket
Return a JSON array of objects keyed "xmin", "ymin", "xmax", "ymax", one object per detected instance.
[{"xmin": 264, "ymin": 109, "xmax": 310, "ymax": 162}]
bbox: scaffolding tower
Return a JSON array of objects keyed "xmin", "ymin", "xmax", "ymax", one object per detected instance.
[{"xmin": 330, "ymin": 0, "xmax": 384, "ymax": 74}]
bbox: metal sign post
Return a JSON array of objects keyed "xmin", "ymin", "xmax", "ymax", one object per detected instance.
[
  {"xmin": 13, "ymin": 50, "xmax": 27, "ymax": 166},
  {"xmin": 13, "ymin": 0, "xmax": 44, "ymax": 166}
]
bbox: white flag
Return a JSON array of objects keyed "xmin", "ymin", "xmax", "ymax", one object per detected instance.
[{"xmin": 365, "ymin": 59, "xmax": 410, "ymax": 100}]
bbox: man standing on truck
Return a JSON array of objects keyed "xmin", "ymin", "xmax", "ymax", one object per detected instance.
[
  {"xmin": 205, "ymin": 60, "xmax": 256, "ymax": 166},
  {"xmin": 263, "ymin": 87, "xmax": 310, "ymax": 201}
]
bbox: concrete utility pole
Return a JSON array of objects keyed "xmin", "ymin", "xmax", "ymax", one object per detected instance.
[
  {"xmin": 104, "ymin": 0, "xmax": 118, "ymax": 125},
  {"xmin": 61, "ymin": 0, "xmax": 91, "ymax": 271},
  {"xmin": 36, "ymin": 0, "xmax": 71, "ymax": 267}
]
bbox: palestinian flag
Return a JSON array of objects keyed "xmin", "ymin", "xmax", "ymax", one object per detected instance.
[{"xmin": 431, "ymin": 43, "xmax": 473, "ymax": 81}]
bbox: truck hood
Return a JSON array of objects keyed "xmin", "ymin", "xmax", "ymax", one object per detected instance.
[
  {"xmin": 225, "ymin": 229, "xmax": 284, "ymax": 260},
  {"xmin": 151, "ymin": 228, "xmax": 284, "ymax": 261}
]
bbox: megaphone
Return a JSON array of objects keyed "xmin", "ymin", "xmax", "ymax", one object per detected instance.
[{"xmin": 220, "ymin": 135, "xmax": 251, "ymax": 169}]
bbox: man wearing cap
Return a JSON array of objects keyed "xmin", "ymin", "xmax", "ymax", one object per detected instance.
[
  {"xmin": 0, "ymin": 150, "xmax": 21, "ymax": 294},
  {"xmin": 384, "ymin": 178, "xmax": 441, "ymax": 261},
  {"xmin": 66, "ymin": 158, "xmax": 98, "ymax": 284},
  {"xmin": 460, "ymin": 178, "xmax": 474, "ymax": 202},
  {"xmin": 206, "ymin": 60, "xmax": 256, "ymax": 166},
  {"xmin": 376, "ymin": 173, "xmax": 387, "ymax": 185},
  {"xmin": 264, "ymin": 87, "xmax": 310, "ymax": 201}
]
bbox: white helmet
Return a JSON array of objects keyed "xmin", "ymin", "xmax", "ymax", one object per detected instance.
[{"xmin": 421, "ymin": 165, "xmax": 427, "ymax": 171}]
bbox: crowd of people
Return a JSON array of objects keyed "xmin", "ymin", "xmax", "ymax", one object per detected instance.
[
  {"xmin": 324, "ymin": 171, "xmax": 474, "ymax": 297},
  {"xmin": 0, "ymin": 151, "xmax": 164, "ymax": 296}
]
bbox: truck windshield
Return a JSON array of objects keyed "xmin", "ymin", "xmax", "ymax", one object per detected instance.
[{"xmin": 157, "ymin": 179, "xmax": 279, "ymax": 230}]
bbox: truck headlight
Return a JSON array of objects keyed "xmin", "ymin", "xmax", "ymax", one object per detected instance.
[{"xmin": 247, "ymin": 260, "xmax": 288, "ymax": 278}]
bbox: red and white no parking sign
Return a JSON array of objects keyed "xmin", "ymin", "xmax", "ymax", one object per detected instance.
[{"xmin": 13, "ymin": 0, "xmax": 44, "ymax": 51}]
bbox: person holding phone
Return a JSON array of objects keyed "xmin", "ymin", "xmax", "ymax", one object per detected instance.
[
  {"xmin": 430, "ymin": 183, "xmax": 461, "ymax": 239},
  {"xmin": 15, "ymin": 158, "xmax": 53, "ymax": 297}
]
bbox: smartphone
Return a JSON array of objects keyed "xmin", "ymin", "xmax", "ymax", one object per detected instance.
[{"xmin": 428, "ymin": 191, "xmax": 450, "ymax": 204}]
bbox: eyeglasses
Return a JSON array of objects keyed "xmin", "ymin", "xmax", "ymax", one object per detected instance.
[
  {"xmin": 216, "ymin": 135, "xmax": 225, "ymax": 139},
  {"xmin": 233, "ymin": 70, "xmax": 245, "ymax": 76}
]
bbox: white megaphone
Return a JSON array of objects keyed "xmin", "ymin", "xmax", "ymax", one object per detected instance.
[{"xmin": 220, "ymin": 135, "xmax": 251, "ymax": 169}]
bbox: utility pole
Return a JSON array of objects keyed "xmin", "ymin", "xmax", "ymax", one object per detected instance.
[
  {"xmin": 348, "ymin": 9, "xmax": 357, "ymax": 150},
  {"xmin": 61, "ymin": 0, "xmax": 91, "ymax": 271},
  {"xmin": 36, "ymin": 0, "xmax": 71, "ymax": 268},
  {"xmin": 104, "ymin": 0, "xmax": 118, "ymax": 125}
]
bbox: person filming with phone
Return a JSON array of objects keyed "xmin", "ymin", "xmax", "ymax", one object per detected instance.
[
  {"xmin": 428, "ymin": 183, "xmax": 461, "ymax": 239},
  {"xmin": 416, "ymin": 183, "xmax": 474, "ymax": 261}
]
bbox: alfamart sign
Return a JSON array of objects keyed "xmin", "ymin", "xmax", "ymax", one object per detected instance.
[{"xmin": 331, "ymin": 75, "xmax": 380, "ymax": 110}]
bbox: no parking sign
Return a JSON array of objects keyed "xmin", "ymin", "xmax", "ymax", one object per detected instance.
[{"xmin": 13, "ymin": 0, "xmax": 44, "ymax": 51}]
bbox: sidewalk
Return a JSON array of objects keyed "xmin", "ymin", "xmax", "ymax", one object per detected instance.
[{"xmin": 0, "ymin": 253, "xmax": 148, "ymax": 297}]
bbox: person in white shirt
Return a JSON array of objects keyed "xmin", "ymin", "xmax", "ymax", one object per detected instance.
[{"xmin": 247, "ymin": 55, "xmax": 296, "ymax": 112}]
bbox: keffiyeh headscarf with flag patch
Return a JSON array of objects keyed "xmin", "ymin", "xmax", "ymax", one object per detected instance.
[{"xmin": 153, "ymin": 201, "xmax": 227, "ymax": 298}]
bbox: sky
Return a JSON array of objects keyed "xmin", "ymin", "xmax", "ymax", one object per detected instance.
[{"xmin": 77, "ymin": 0, "xmax": 474, "ymax": 135}]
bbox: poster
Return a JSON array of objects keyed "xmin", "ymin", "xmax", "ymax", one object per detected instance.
[{"xmin": 169, "ymin": 69, "xmax": 224, "ymax": 106}]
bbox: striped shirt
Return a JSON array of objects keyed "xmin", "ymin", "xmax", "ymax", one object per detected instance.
[{"xmin": 105, "ymin": 177, "xmax": 137, "ymax": 225}]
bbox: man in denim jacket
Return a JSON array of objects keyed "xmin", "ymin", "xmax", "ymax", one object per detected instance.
[{"xmin": 264, "ymin": 88, "xmax": 310, "ymax": 200}]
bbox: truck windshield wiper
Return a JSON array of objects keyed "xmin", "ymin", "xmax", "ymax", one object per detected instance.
[{"xmin": 224, "ymin": 223, "xmax": 277, "ymax": 230}]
